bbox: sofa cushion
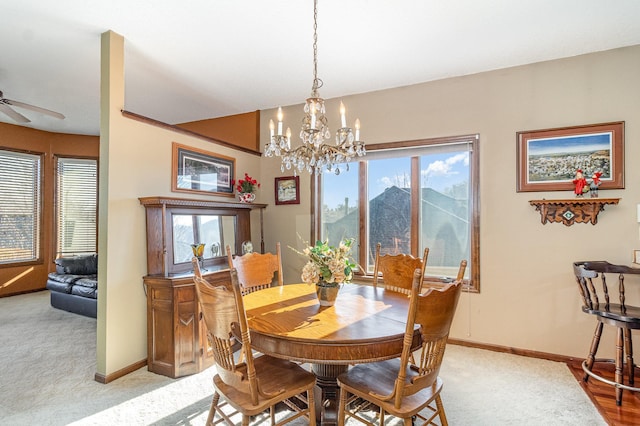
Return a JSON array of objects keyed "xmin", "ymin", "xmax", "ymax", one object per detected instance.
[
  {"xmin": 71, "ymin": 284, "xmax": 97, "ymax": 299},
  {"xmin": 45, "ymin": 279, "xmax": 73, "ymax": 294},
  {"xmin": 47, "ymin": 272, "xmax": 85, "ymax": 284},
  {"xmin": 55, "ymin": 254, "xmax": 98, "ymax": 275},
  {"xmin": 74, "ymin": 276, "xmax": 98, "ymax": 289}
]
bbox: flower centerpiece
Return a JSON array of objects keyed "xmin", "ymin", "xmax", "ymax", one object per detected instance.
[
  {"xmin": 296, "ymin": 238, "xmax": 357, "ymax": 306},
  {"xmin": 233, "ymin": 173, "xmax": 260, "ymax": 203}
]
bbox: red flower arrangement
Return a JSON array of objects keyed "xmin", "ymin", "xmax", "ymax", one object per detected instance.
[{"xmin": 233, "ymin": 173, "xmax": 261, "ymax": 194}]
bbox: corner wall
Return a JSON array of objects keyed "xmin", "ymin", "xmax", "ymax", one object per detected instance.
[{"xmin": 97, "ymin": 31, "xmax": 261, "ymax": 377}]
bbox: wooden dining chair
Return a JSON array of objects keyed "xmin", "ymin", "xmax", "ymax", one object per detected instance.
[
  {"xmin": 337, "ymin": 268, "xmax": 463, "ymax": 426},
  {"xmin": 227, "ymin": 243, "xmax": 283, "ymax": 295},
  {"xmin": 573, "ymin": 261, "xmax": 640, "ymax": 406},
  {"xmin": 192, "ymin": 258, "xmax": 316, "ymax": 426},
  {"xmin": 372, "ymin": 242, "xmax": 428, "ymax": 295}
]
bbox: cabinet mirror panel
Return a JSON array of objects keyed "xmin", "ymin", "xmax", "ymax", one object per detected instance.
[{"xmin": 172, "ymin": 214, "xmax": 236, "ymax": 265}]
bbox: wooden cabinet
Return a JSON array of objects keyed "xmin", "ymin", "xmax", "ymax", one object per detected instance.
[
  {"xmin": 143, "ymin": 272, "xmax": 221, "ymax": 378},
  {"xmin": 140, "ymin": 196, "xmax": 266, "ymax": 378}
]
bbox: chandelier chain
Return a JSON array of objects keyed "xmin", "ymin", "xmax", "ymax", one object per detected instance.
[
  {"xmin": 312, "ymin": 0, "xmax": 322, "ymax": 94},
  {"xmin": 265, "ymin": 0, "xmax": 366, "ymax": 175}
]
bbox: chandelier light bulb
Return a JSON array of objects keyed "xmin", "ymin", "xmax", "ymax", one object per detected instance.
[
  {"xmin": 277, "ymin": 107, "xmax": 283, "ymax": 136},
  {"xmin": 310, "ymin": 102, "xmax": 317, "ymax": 130}
]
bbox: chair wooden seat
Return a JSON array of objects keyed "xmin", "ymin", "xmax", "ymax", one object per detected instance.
[
  {"xmin": 583, "ymin": 302, "xmax": 640, "ymax": 325},
  {"xmin": 573, "ymin": 261, "xmax": 640, "ymax": 406},
  {"xmin": 337, "ymin": 269, "xmax": 463, "ymax": 426},
  {"xmin": 192, "ymin": 257, "xmax": 316, "ymax": 425},
  {"xmin": 337, "ymin": 359, "xmax": 444, "ymax": 420},
  {"xmin": 213, "ymin": 355, "xmax": 316, "ymax": 418}
]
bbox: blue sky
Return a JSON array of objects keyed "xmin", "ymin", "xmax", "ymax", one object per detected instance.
[
  {"xmin": 527, "ymin": 133, "xmax": 611, "ymax": 155},
  {"xmin": 322, "ymin": 151, "xmax": 469, "ymax": 209}
]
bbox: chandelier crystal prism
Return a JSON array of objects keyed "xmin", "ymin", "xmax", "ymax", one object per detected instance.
[{"xmin": 264, "ymin": 0, "xmax": 365, "ymax": 175}]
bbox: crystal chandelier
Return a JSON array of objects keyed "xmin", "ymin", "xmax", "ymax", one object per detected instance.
[{"xmin": 264, "ymin": 0, "xmax": 366, "ymax": 175}]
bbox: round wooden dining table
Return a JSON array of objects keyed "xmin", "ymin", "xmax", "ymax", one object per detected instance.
[{"xmin": 242, "ymin": 283, "xmax": 418, "ymax": 425}]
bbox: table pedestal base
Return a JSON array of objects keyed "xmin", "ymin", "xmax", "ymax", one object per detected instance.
[{"xmin": 312, "ymin": 363, "xmax": 349, "ymax": 425}]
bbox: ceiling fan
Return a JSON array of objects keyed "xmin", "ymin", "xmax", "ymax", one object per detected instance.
[{"xmin": 0, "ymin": 90, "xmax": 65, "ymax": 123}]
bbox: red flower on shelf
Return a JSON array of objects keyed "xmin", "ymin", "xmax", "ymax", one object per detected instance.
[{"xmin": 232, "ymin": 173, "xmax": 261, "ymax": 194}]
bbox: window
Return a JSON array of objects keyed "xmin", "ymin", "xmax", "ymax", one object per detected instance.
[
  {"xmin": 317, "ymin": 134, "xmax": 480, "ymax": 291},
  {"xmin": 56, "ymin": 157, "xmax": 98, "ymax": 257},
  {"xmin": 0, "ymin": 149, "xmax": 42, "ymax": 264}
]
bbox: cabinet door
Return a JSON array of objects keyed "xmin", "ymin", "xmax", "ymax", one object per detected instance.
[
  {"xmin": 175, "ymin": 286, "xmax": 199, "ymax": 376},
  {"xmin": 147, "ymin": 285, "xmax": 175, "ymax": 377}
]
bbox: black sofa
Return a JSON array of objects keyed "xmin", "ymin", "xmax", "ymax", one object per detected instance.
[{"xmin": 45, "ymin": 254, "xmax": 98, "ymax": 318}]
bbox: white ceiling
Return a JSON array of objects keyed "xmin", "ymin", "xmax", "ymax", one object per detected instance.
[{"xmin": 2, "ymin": 0, "xmax": 640, "ymax": 136}]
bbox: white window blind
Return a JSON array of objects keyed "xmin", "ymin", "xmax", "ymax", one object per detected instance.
[
  {"xmin": 0, "ymin": 150, "xmax": 42, "ymax": 263},
  {"xmin": 56, "ymin": 157, "xmax": 97, "ymax": 256}
]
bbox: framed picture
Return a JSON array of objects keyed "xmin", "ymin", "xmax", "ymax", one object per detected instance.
[
  {"xmin": 275, "ymin": 176, "xmax": 300, "ymax": 205},
  {"xmin": 516, "ymin": 122, "xmax": 624, "ymax": 192},
  {"xmin": 172, "ymin": 142, "xmax": 235, "ymax": 196}
]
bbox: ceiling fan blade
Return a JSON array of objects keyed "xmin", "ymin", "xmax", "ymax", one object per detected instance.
[
  {"xmin": 5, "ymin": 99, "xmax": 65, "ymax": 119},
  {"xmin": 0, "ymin": 103, "xmax": 31, "ymax": 123}
]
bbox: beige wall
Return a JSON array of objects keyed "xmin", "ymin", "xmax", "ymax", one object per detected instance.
[
  {"xmin": 101, "ymin": 36, "xmax": 639, "ymax": 375},
  {"xmin": 260, "ymin": 44, "xmax": 640, "ymax": 359},
  {"xmin": 98, "ymin": 32, "xmax": 261, "ymax": 377}
]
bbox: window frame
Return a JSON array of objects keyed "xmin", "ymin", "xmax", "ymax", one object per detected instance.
[
  {"xmin": 54, "ymin": 155, "xmax": 99, "ymax": 258},
  {"xmin": 0, "ymin": 147, "xmax": 44, "ymax": 267},
  {"xmin": 313, "ymin": 134, "xmax": 480, "ymax": 292}
]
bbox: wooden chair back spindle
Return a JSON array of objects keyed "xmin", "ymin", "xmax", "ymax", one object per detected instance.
[
  {"xmin": 227, "ymin": 243, "xmax": 283, "ymax": 295},
  {"xmin": 372, "ymin": 242, "xmax": 428, "ymax": 295}
]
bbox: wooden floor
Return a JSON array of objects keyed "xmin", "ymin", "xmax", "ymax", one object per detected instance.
[{"xmin": 567, "ymin": 360, "xmax": 640, "ymax": 425}]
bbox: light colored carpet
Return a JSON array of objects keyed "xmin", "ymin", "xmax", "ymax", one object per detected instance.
[{"xmin": 0, "ymin": 291, "xmax": 605, "ymax": 425}]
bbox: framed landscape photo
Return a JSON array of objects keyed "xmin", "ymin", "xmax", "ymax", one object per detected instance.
[
  {"xmin": 516, "ymin": 122, "xmax": 624, "ymax": 192},
  {"xmin": 275, "ymin": 176, "xmax": 300, "ymax": 205},
  {"xmin": 172, "ymin": 142, "xmax": 235, "ymax": 197}
]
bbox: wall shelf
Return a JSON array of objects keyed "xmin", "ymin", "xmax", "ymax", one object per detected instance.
[{"xmin": 529, "ymin": 198, "xmax": 620, "ymax": 226}]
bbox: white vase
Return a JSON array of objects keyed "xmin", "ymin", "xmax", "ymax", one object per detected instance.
[{"xmin": 238, "ymin": 192, "xmax": 256, "ymax": 203}]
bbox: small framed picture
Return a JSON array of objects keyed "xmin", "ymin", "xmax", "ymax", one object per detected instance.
[
  {"xmin": 275, "ymin": 176, "xmax": 300, "ymax": 205},
  {"xmin": 634, "ymin": 250, "xmax": 640, "ymax": 265}
]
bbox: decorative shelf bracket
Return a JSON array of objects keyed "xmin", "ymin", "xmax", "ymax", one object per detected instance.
[{"xmin": 529, "ymin": 198, "xmax": 620, "ymax": 226}]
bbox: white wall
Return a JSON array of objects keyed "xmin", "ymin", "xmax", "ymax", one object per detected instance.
[{"xmin": 259, "ymin": 45, "xmax": 640, "ymax": 359}]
